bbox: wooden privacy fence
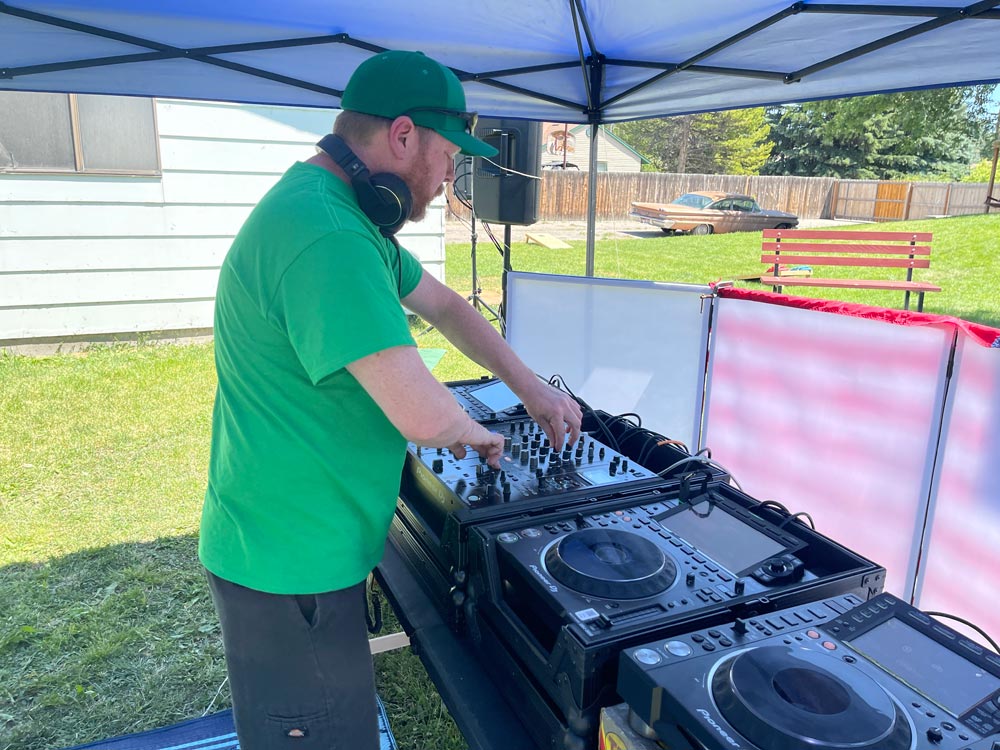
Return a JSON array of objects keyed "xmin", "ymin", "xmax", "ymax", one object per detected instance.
[
  {"xmin": 449, "ymin": 173, "xmax": 992, "ymax": 223},
  {"xmin": 538, "ymin": 172, "xmax": 838, "ymax": 221},
  {"xmin": 833, "ymin": 180, "xmax": 989, "ymax": 221}
]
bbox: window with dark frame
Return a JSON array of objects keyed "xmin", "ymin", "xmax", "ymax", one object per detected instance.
[{"xmin": 0, "ymin": 91, "xmax": 160, "ymax": 175}]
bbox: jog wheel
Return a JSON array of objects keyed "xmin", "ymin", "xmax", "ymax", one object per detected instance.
[
  {"xmin": 711, "ymin": 646, "xmax": 913, "ymax": 750},
  {"xmin": 543, "ymin": 528, "xmax": 676, "ymax": 599}
]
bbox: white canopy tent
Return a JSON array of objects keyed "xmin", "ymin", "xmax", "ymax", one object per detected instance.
[{"xmin": 2, "ymin": 0, "xmax": 999, "ymax": 267}]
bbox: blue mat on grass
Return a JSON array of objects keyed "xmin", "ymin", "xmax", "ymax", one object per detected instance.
[
  {"xmin": 419, "ymin": 347, "xmax": 446, "ymax": 371},
  {"xmin": 62, "ymin": 696, "xmax": 398, "ymax": 750}
]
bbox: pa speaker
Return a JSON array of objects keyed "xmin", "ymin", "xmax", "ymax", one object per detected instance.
[{"xmin": 472, "ymin": 119, "xmax": 541, "ymax": 226}]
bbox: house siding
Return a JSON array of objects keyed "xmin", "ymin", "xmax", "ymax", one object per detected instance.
[
  {"xmin": 541, "ymin": 125, "xmax": 642, "ymax": 173},
  {"xmin": 0, "ymin": 99, "xmax": 445, "ymax": 346}
]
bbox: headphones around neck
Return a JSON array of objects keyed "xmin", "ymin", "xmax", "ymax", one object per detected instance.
[{"xmin": 316, "ymin": 134, "xmax": 412, "ymax": 237}]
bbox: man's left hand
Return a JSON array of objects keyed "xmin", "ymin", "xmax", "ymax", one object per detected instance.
[{"xmin": 520, "ymin": 380, "xmax": 583, "ymax": 451}]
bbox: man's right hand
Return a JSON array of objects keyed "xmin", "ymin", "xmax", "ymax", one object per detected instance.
[{"xmin": 448, "ymin": 424, "xmax": 504, "ymax": 469}]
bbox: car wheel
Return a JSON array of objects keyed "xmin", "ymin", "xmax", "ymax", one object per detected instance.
[
  {"xmin": 660, "ymin": 228, "xmax": 675, "ymax": 235},
  {"xmin": 775, "ymin": 223, "xmax": 793, "ymax": 230},
  {"xmin": 691, "ymin": 224, "xmax": 713, "ymax": 236}
]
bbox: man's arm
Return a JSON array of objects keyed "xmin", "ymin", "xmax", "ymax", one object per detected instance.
[
  {"xmin": 345, "ymin": 345, "xmax": 504, "ymax": 468},
  {"xmin": 402, "ymin": 272, "xmax": 582, "ymax": 449}
]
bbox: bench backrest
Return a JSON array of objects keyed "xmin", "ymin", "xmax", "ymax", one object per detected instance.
[{"xmin": 761, "ymin": 229, "xmax": 933, "ymax": 270}]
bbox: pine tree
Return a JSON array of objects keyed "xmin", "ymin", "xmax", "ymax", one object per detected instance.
[{"xmin": 762, "ymin": 86, "xmax": 996, "ymax": 180}]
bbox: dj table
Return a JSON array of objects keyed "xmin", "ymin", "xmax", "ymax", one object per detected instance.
[{"xmin": 375, "ymin": 537, "xmax": 544, "ymax": 750}]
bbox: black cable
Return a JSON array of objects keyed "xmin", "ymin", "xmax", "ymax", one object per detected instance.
[
  {"xmin": 637, "ymin": 436, "xmax": 660, "ymax": 466},
  {"xmin": 756, "ymin": 499, "xmax": 792, "ymax": 515},
  {"xmin": 620, "ymin": 426, "xmax": 683, "ymax": 467},
  {"xmin": 639, "ymin": 437, "xmax": 692, "ymax": 467},
  {"xmin": 365, "ymin": 577, "xmax": 383, "ymax": 635},
  {"xmin": 480, "ymin": 219, "xmax": 507, "ymax": 258},
  {"xmin": 616, "ymin": 412, "xmax": 642, "ymax": 427},
  {"xmin": 615, "ymin": 425, "xmax": 650, "ymax": 450},
  {"xmin": 445, "ymin": 194, "xmax": 474, "ymax": 232},
  {"xmin": 778, "ymin": 511, "xmax": 816, "ymax": 530},
  {"xmin": 656, "ymin": 455, "xmax": 739, "ymax": 488},
  {"xmin": 548, "ymin": 374, "xmax": 619, "ymax": 451},
  {"xmin": 923, "ymin": 612, "xmax": 1000, "ymax": 654}
]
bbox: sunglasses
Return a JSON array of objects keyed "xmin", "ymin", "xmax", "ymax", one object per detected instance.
[{"xmin": 402, "ymin": 107, "xmax": 478, "ymax": 135}]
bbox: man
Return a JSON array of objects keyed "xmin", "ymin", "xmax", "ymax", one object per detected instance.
[{"xmin": 199, "ymin": 49, "xmax": 582, "ymax": 750}]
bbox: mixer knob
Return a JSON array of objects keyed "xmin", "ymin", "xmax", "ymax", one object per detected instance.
[
  {"xmin": 578, "ymin": 436, "xmax": 585, "ymax": 446},
  {"xmin": 563, "ymin": 449, "xmax": 572, "ymax": 460},
  {"xmin": 599, "ymin": 447, "xmax": 606, "ymax": 459},
  {"xmin": 622, "ymin": 460, "xmax": 628, "ymax": 472},
  {"xmin": 686, "ymin": 573, "xmax": 696, "ymax": 586},
  {"xmin": 543, "ymin": 438, "xmax": 550, "ymax": 448},
  {"xmin": 609, "ymin": 463, "xmax": 617, "ymax": 476},
  {"xmin": 732, "ymin": 618, "xmax": 748, "ymax": 635},
  {"xmin": 504, "ymin": 436, "xmax": 512, "ymax": 450},
  {"xmin": 520, "ymin": 451, "xmax": 529, "ymax": 465},
  {"xmin": 432, "ymin": 458, "xmax": 444, "ymax": 473},
  {"xmin": 512, "ymin": 444, "xmax": 521, "ymax": 458},
  {"xmin": 529, "ymin": 457, "xmax": 538, "ymax": 472},
  {"xmin": 926, "ymin": 728, "xmax": 943, "ymax": 743},
  {"xmin": 502, "ymin": 483, "xmax": 511, "ymax": 501},
  {"xmin": 734, "ymin": 579, "xmax": 746, "ymax": 596}
]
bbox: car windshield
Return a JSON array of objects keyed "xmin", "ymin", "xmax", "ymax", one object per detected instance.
[{"xmin": 671, "ymin": 193, "xmax": 714, "ymax": 209}]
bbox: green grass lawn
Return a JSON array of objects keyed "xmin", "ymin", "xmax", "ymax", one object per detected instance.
[
  {"xmin": 443, "ymin": 214, "xmax": 1000, "ymax": 326},
  {"xmin": 1, "ymin": 214, "xmax": 997, "ymax": 750},
  {"xmin": 0, "ymin": 345, "xmax": 464, "ymax": 750}
]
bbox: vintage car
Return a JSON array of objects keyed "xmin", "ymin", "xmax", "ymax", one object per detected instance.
[{"xmin": 629, "ymin": 191, "xmax": 799, "ymax": 235}]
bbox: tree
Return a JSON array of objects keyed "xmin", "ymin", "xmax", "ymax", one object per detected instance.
[
  {"xmin": 763, "ymin": 86, "xmax": 997, "ymax": 180},
  {"xmin": 962, "ymin": 158, "xmax": 997, "ymax": 183},
  {"xmin": 614, "ymin": 107, "xmax": 772, "ymax": 175},
  {"xmin": 715, "ymin": 108, "xmax": 772, "ymax": 175}
]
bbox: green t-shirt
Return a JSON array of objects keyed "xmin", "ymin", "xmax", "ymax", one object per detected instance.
[{"xmin": 199, "ymin": 161, "xmax": 424, "ymax": 594}]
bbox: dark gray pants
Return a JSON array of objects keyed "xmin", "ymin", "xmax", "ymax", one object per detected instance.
[{"xmin": 206, "ymin": 570, "xmax": 379, "ymax": 750}]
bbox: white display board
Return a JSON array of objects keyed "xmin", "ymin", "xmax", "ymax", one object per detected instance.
[
  {"xmin": 702, "ymin": 295, "xmax": 954, "ymax": 599},
  {"xmin": 916, "ymin": 336, "xmax": 1000, "ymax": 646},
  {"xmin": 506, "ymin": 272, "xmax": 711, "ymax": 450}
]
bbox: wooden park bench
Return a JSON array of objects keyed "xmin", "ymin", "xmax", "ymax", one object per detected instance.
[{"xmin": 760, "ymin": 229, "xmax": 941, "ymax": 311}]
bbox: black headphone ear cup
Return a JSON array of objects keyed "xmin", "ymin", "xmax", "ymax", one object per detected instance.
[
  {"xmin": 356, "ymin": 172, "xmax": 411, "ymax": 236},
  {"xmin": 314, "ymin": 134, "xmax": 412, "ymax": 236}
]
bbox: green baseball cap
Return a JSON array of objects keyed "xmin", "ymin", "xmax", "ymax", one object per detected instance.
[{"xmin": 341, "ymin": 50, "xmax": 498, "ymax": 158}]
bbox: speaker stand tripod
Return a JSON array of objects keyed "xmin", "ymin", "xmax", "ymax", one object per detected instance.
[{"xmin": 467, "ymin": 211, "xmax": 502, "ymax": 323}]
